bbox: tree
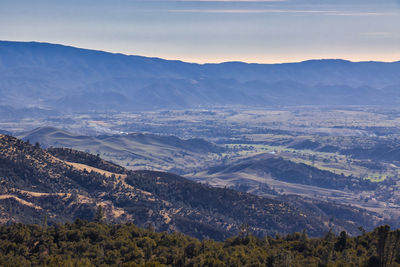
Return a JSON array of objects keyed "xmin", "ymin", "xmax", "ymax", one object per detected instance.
[
  {"xmin": 377, "ymin": 225, "xmax": 390, "ymax": 267},
  {"xmin": 41, "ymin": 214, "xmax": 48, "ymax": 231},
  {"xmin": 94, "ymin": 205, "xmax": 105, "ymax": 223},
  {"xmin": 335, "ymin": 231, "xmax": 348, "ymax": 252},
  {"xmin": 239, "ymin": 223, "xmax": 250, "ymax": 238}
]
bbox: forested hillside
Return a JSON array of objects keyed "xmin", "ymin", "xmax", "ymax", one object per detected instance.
[
  {"xmin": 0, "ymin": 134, "xmax": 387, "ymax": 240},
  {"xmin": 0, "ymin": 221, "xmax": 399, "ymax": 266}
]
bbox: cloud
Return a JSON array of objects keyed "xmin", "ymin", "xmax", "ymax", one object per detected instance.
[
  {"xmin": 168, "ymin": 9, "xmax": 319, "ymax": 14},
  {"xmin": 360, "ymin": 32, "xmax": 393, "ymax": 37},
  {"xmin": 325, "ymin": 12, "xmax": 392, "ymax": 16},
  {"xmin": 168, "ymin": 9, "xmax": 393, "ymax": 16}
]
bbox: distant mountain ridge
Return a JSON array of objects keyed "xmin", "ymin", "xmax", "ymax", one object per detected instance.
[{"xmin": 1, "ymin": 41, "xmax": 400, "ymax": 111}]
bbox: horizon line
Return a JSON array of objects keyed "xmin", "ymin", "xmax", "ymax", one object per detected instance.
[{"xmin": 1, "ymin": 40, "xmax": 399, "ymax": 65}]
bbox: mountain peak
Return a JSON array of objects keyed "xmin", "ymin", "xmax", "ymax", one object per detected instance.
[{"xmin": 1, "ymin": 40, "xmax": 400, "ymax": 111}]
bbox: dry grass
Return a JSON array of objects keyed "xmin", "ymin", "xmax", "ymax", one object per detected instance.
[
  {"xmin": 64, "ymin": 161, "xmax": 127, "ymax": 179},
  {"xmin": 0, "ymin": 195, "xmax": 42, "ymax": 210}
]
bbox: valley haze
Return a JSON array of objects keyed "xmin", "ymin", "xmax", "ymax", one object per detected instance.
[
  {"xmin": 2, "ymin": 0, "xmax": 400, "ymax": 264},
  {"xmin": 1, "ymin": 40, "xmax": 400, "ymax": 243}
]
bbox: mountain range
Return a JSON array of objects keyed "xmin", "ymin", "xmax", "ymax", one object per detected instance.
[{"xmin": 1, "ymin": 41, "xmax": 400, "ymax": 113}]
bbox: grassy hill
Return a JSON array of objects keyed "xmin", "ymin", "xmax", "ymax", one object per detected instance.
[
  {"xmin": 22, "ymin": 127, "xmax": 225, "ymax": 174},
  {"xmin": 204, "ymin": 153, "xmax": 376, "ymax": 191},
  {"xmin": 0, "ymin": 134, "xmax": 386, "ymax": 239}
]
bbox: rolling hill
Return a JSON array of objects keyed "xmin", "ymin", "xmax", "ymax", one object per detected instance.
[
  {"xmin": 0, "ymin": 134, "xmax": 387, "ymax": 240},
  {"xmin": 21, "ymin": 126, "xmax": 225, "ymax": 174},
  {"xmin": 203, "ymin": 153, "xmax": 376, "ymax": 191}
]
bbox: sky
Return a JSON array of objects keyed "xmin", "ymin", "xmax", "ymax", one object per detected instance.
[{"xmin": 0, "ymin": 0, "xmax": 399, "ymax": 63}]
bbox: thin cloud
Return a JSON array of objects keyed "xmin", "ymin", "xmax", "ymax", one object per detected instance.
[
  {"xmin": 360, "ymin": 32, "xmax": 393, "ymax": 37},
  {"xmin": 168, "ymin": 9, "xmax": 393, "ymax": 16},
  {"xmin": 325, "ymin": 12, "xmax": 391, "ymax": 16},
  {"xmin": 169, "ymin": 9, "xmax": 333, "ymax": 14}
]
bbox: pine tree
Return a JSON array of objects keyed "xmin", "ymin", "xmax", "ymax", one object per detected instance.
[{"xmin": 94, "ymin": 205, "xmax": 105, "ymax": 223}]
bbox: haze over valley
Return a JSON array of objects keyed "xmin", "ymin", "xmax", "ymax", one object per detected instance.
[
  {"xmin": 1, "ymin": 41, "xmax": 400, "ymax": 234},
  {"xmin": 2, "ymin": 0, "xmax": 400, "ymax": 264}
]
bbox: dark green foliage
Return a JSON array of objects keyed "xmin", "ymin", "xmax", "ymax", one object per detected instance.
[
  {"xmin": 334, "ymin": 231, "xmax": 348, "ymax": 252},
  {"xmin": 0, "ymin": 222, "xmax": 399, "ymax": 266},
  {"xmin": 94, "ymin": 206, "xmax": 105, "ymax": 223}
]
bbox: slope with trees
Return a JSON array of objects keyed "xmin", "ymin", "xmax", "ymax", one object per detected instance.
[{"xmin": 0, "ymin": 221, "xmax": 399, "ymax": 266}]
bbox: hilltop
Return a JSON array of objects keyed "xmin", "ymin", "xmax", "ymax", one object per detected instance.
[{"xmin": 21, "ymin": 126, "xmax": 225, "ymax": 174}]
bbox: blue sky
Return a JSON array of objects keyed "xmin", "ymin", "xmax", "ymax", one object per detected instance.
[{"xmin": 1, "ymin": 0, "xmax": 399, "ymax": 63}]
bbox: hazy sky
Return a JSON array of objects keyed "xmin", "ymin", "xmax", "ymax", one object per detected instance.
[{"xmin": 1, "ymin": 0, "xmax": 399, "ymax": 63}]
